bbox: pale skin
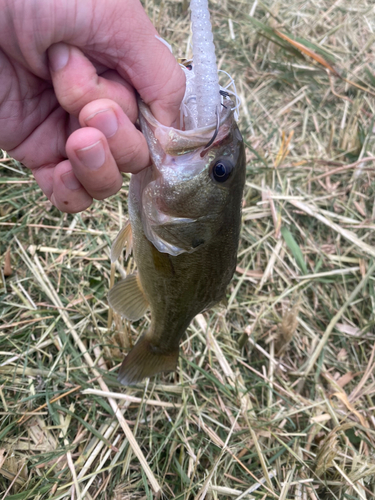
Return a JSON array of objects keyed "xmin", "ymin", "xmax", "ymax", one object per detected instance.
[{"xmin": 0, "ymin": 0, "xmax": 186, "ymax": 213}]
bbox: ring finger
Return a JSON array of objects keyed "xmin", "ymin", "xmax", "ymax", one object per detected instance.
[{"xmin": 65, "ymin": 126, "xmax": 124, "ymax": 201}]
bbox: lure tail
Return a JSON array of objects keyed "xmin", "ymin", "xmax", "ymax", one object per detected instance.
[
  {"xmin": 117, "ymin": 334, "xmax": 179, "ymax": 386},
  {"xmin": 190, "ymin": 0, "xmax": 221, "ymax": 127}
]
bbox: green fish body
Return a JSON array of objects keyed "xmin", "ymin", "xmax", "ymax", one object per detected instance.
[{"xmin": 109, "ymin": 98, "xmax": 246, "ymax": 385}]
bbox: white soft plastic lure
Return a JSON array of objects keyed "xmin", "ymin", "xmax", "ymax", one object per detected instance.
[
  {"xmin": 181, "ymin": 0, "xmax": 240, "ymax": 129},
  {"xmin": 189, "ymin": 0, "xmax": 221, "ymax": 126}
]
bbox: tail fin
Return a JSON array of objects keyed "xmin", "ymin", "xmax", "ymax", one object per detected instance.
[{"xmin": 117, "ymin": 336, "xmax": 179, "ymax": 386}]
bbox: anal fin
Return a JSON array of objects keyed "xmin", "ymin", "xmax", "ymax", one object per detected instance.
[
  {"xmin": 108, "ymin": 273, "xmax": 148, "ymax": 321},
  {"xmin": 111, "ymin": 220, "xmax": 133, "ymax": 263},
  {"xmin": 118, "ymin": 335, "xmax": 179, "ymax": 385}
]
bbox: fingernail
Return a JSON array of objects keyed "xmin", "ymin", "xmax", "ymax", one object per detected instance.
[
  {"xmin": 49, "ymin": 43, "xmax": 70, "ymax": 72},
  {"xmin": 61, "ymin": 170, "xmax": 81, "ymax": 190},
  {"xmin": 85, "ymin": 108, "xmax": 118, "ymax": 138},
  {"xmin": 76, "ymin": 140, "xmax": 105, "ymax": 170}
]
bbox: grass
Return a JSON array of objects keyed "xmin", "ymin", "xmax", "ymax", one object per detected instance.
[{"xmin": 1, "ymin": 0, "xmax": 375, "ymax": 498}]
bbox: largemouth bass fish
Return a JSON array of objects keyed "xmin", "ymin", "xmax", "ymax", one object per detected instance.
[
  {"xmin": 109, "ymin": 0, "xmax": 245, "ymax": 385},
  {"xmin": 109, "ymin": 93, "xmax": 246, "ymax": 385}
]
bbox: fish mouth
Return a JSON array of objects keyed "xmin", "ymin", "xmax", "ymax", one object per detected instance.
[{"xmin": 138, "ymin": 98, "xmax": 234, "ymax": 158}]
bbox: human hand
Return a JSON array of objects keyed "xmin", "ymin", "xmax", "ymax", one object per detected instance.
[{"xmin": 0, "ymin": 0, "xmax": 185, "ymax": 212}]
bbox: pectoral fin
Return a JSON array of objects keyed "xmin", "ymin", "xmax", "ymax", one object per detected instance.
[
  {"xmin": 108, "ymin": 273, "xmax": 149, "ymax": 321},
  {"xmin": 111, "ymin": 220, "xmax": 133, "ymax": 263},
  {"xmin": 118, "ymin": 335, "xmax": 179, "ymax": 385}
]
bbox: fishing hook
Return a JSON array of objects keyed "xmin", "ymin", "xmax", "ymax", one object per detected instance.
[
  {"xmin": 202, "ymin": 105, "xmax": 220, "ymax": 151},
  {"xmin": 220, "ymin": 90, "xmax": 229, "ymax": 108}
]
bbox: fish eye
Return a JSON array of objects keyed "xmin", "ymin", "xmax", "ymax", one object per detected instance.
[{"xmin": 211, "ymin": 158, "xmax": 233, "ymax": 183}]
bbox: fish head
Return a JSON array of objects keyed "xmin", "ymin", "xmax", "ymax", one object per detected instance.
[{"xmin": 134, "ymin": 99, "xmax": 246, "ymax": 256}]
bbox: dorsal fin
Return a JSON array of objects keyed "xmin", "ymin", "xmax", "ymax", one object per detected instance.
[
  {"xmin": 111, "ymin": 220, "xmax": 133, "ymax": 263},
  {"xmin": 108, "ymin": 273, "xmax": 149, "ymax": 321}
]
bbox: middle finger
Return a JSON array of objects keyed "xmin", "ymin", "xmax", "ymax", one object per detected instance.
[
  {"xmin": 66, "ymin": 126, "xmax": 124, "ymax": 200},
  {"xmin": 79, "ymin": 98, "xmax": 150, "ymax": 174}
]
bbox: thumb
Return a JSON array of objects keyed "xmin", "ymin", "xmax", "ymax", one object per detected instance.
[
  {"xmin": 90, "ymin": 1, "xmax": 186, "ymax": 127},
  {"xmin": 129, "ymin": 36, "xmax": 186, "ymax": 127}
]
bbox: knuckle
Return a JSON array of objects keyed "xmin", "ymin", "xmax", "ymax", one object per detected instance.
[
  {"xmin": 116, "ymin": 137, "xmax": 143, "ymax": 170},
  {"xmin": 58, "ymin": 83, "xmax": 98, "ymax": 116},
  {"xmin": 91, "ymin": 175, "xmax": 122, "ymax": 200}
]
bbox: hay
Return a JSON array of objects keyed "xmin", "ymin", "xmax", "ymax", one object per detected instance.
[{"xmin": 1, "ymin": 0, "xmax": 375, "ymax": 498}]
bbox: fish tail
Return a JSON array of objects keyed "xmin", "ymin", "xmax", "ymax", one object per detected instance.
[{"xmin": 117, "ymin": 334, "xmax": 179, "ymax": 386}]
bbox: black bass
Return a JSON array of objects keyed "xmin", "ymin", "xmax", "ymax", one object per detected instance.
[{"xmin": 109, "ymin": 0, "xmax": 246, "ymax": 385}]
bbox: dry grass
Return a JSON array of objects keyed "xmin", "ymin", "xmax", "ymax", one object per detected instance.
[{"xmin": 1, "ymin": 0, "xmax": 375, "ymax": 498}]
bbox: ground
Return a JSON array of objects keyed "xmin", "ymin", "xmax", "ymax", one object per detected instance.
[{"xmin": 1, "ymin": 0, "xmax": 375, "ymax": 499}]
